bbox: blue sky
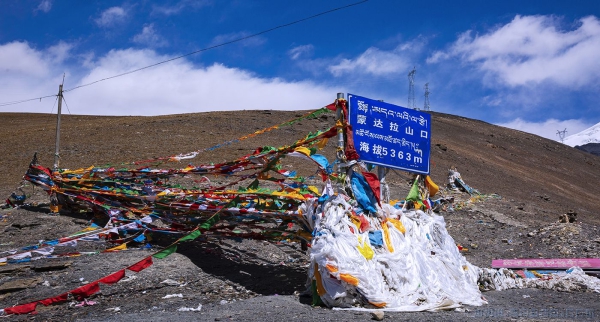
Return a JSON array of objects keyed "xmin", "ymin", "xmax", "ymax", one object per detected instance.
[{"xmin": 1, "ymin": 0, "xmax": 599, "ymax": 141}]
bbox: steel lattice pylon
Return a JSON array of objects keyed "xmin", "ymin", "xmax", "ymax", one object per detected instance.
[
  {"xmin": 408, "ymin": 67, "xmax": 416, "ymax": 110},
  {"xmin": 557, "ymin": 128, "xmax": 567, "ymax": 143},
  {"xmin": 423, "ymin": 82, "xmax": 430, "ymax": 111}
]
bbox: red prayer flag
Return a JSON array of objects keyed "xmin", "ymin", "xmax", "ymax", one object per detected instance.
[
  {"xmin": 39, "ymin": 293, "xmax": 68, "ymax": 306},
  {"xmin": 71, "ymin": 282, "xmax": 100, "ymax": 300},
  {"xmin": 127, "ymin": 256, "xmax": 153, "ymax": 272},
  {"xmin": 361, "ymin": 171, "xmax": 381, "ymax": 204},
  {"xmin": 4, "ymin": 301, "xmax": 38, "ymax": 315},
  {"xmin": 98, "ymin": 269, "xmax": 125, "ymax": 284}
]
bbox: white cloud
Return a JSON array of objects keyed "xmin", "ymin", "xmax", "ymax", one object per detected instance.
[
  {"xmin": 152, "ymin": 0, "xmax": 212, "ymax": 15},
  {"xmin": 496, "ymin": 118, "xmax": 593, "ymax": 141},
  {"xmin": 0, "ymin": 41, "xmax": 51, "ymax": 77},
  {"xmin": 133, "ymin": 24, "xmax": 168, "ymax": 48},
  {"xmin": 288, "ymin": 45, "xmax": 314, "ymax": 60},
  {"xmin": 95, "ymin": 6, "xmax": 127, "ymax": 27},
  {"xmin": 47, "ymin": 41, "xmax": 73, "ymax": 63},
  {"xmin": 329, "ymin": 47, "xmax": 410, "ymax": 77},
  {"xmin": 328, "ymin": 38, "xmax": 425, "ymax": 77},
  {"xmin": 0, "ymin": 44, "xmax": 337, "ymax": 116},
  {"xmin": 36, "ymin": 0, "xmax": 52, "ymax": 13},
  {"xmin": 0, "ymin": 42, "xmax": 68, "ymax": 111},
  {"xmin": 430, "ymin": 15, "xmax": 600, "ymax": 88}
]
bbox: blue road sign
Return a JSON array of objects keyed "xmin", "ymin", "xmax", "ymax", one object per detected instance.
[{"xmin": 348, "ymin": 94, "xmax": 431, "ymax": 174}]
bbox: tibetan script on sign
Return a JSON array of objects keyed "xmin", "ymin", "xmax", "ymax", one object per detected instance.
[{"xmin": 348, "ymin": 94, "xmax": 431, "ymax": 174}]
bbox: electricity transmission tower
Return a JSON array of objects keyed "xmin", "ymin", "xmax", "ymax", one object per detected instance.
[
  {"xmin": 408, "ymin": 67, "xmax": 416, "ymax": 109},
  {"xmin": 423, "ymin": 83, "xmax": 430, "ymax": 111},
  {"xmin": 556, "ymin": 128, "xmax": 567, "ymax": 143}
]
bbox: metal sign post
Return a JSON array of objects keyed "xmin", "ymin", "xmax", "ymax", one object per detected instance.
[{"xmin": 335, "ymin": 93, "xmax": 345, "ymax": 176}]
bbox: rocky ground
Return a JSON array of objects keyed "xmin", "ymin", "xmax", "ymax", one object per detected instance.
[{"xmin": 0, "ymin": 109, "xmax": 599, "ymax": 321}]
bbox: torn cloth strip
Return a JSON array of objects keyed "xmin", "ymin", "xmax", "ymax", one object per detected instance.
[
  {"xmin": 3, "ymin": 302, "xmax": 38, "ymax": 315},
  {"xmin": 178, "ymin": 229, "xmax": 202, "ymax": 242},
  {"xmin": 98, "ymin": 269, "xmax": 125, "ymax": 284},
  {"xmin": 350, "ymin": 171, "xmax": 378, "ymax": 213},
  {"xmin": 127, "ymin": 257, "xmax": 153, "ymax": 272},
  {"xmin": 152, "ymin": 245, "xmax": 177, "ymax": 259},
  {"xmin": 39, "ymin": 293, "xmax": 68, "ymax": 306},
  {"xmin": 71, "ymin": 282, "xmax": 100, "ymax": 300},
  {"xmin": 361, "ymin": 171, "xmax": 380, "ymax": 204}
]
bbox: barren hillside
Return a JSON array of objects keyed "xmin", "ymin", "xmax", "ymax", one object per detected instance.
[{"xmin": 2, "ymin": 110, "xmax": 599, "ymax": 224}]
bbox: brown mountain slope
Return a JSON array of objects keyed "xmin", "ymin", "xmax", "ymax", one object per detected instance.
[
  {"xmin": 2, "ymin": 110, "xmax": 598, "ymax": 224},
  {"xmin": 430, "ymin": 112, "xmax": 600, "ymax": 225}
]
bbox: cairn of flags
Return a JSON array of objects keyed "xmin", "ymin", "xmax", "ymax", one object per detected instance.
[{"xmin": 3, "ymin": 97, "xmax": 518, "ymax": 314}]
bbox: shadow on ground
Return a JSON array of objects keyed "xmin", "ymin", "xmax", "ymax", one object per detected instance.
[{"xmin": 177, "ymin": 241, "xmax": 309, "ymax": 296}]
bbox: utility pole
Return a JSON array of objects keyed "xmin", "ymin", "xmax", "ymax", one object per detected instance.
[
  {"xmin": 408, "ymin": 67, "xmax": 416, "ymax": 110},
  {"xmin": 53, "ymin": 84, "xmax": 63, "ymax": 171},
  {"xmin": 423, "ymin": 83, "xmax": 430, "ymax": 111}
]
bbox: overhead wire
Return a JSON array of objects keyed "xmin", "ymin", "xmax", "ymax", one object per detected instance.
[
  {"xmin": 0, "ymin": 94, "xmax": 57, "ymax": 107},
  {"xmin": 0, "ymin": 0, "xmax": 369, "ymax": 107},
  {"xmin": 61, "ymin": 95, "xmax": 72, "ymax": 115},
  {"xmin": 64, "ymin": 0, "xmax": 368, "ymax": 93}
]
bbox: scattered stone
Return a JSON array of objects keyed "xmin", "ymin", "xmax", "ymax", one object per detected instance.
[
  {"xmin": 0, "ymin": 277, "xmax": 42, "ymax": 293},
  {"xmin": 0, "ymin": 264, "xmax": 31, "ymax": 275},
  {"xmin": 436, "ymin": 143, "xmax": 447, "ymax": 151},
  {"xmin": 72, "ymin": 219, "xmax": 89, "ymax": 225},
  {"xmin": 161, "ymin": 279, "xmax": 183, "ymax": 286},
  {"xmin": 371, "ymin": 311, "xmax": 385, "ymax": 320},
  {"xmin": 32, "ymin": 260, "xmax": 72, "ymax": 272},
  {"xmin": 567, "ymin": 210, "xmax": 577, "ymax": 223}
]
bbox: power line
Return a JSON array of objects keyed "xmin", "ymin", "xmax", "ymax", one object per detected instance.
[
  {"xmin": 0, "ymin": 0, "xmax": 369, "ymax": 108},
  {"xmin": 0, "ymin": 94, "xmax": 57, "ymax": 107},
  {"xmin": 64, "ymin": 0, "xmax": 368, "ymax": 93}
]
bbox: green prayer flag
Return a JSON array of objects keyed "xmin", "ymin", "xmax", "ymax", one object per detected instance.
[
  {"xmin": 200, "ymin": 214, "xmax": 221, "ymax": 230},
  {"xmin": 179, "ymin": 229, "xmax": 201, "ymax": 242},
  {"xmin": 247, "ymin": 179, "xmax": 260, "ymax": 190},
  {"xmin": 406, "ymin": 179, "xmax": 421, "ymax": 201},
  {"xmin": 153, "ymin": 245, "xmax": 177, "ymax": 259}
]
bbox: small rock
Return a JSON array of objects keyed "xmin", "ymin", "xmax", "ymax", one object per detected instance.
[
  {"xmin": 371, "ymin": 311, "xmax": 385, "ymax": 320},
  {"xmin": 33, "ymin": 260, "xmax": 72, "ymax": 272},
  {"xmin": 0, "ymin": 277, "xmax": 42, "ymax": 293},
  {"xmin": 501, "ymin": 239, "xmax": 508, "ymax": 243},
  {"xmin": 161, "ymin": 279, "xmax": 182, "ymax": 286}
]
